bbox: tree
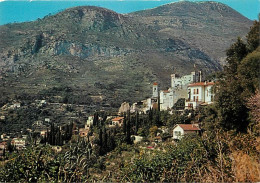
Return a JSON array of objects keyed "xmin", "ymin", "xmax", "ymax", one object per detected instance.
[
  {"xmin": 246, "ymin": 20, "xmax": 260, "ymax": 52},
  {"xmin": 125, "ymin": 110, "xmax": 131, "ymax": 144},
  {"xmin": 93, "ymin": 112, "xmax": 99, "ymax": 127},
  {"xmin": 135, "ymin": 111, "xmax": 139, "ymax": 135},
  {"xmin": 99, "ymin": 128, "xmax": 103, "ymax": 148},
  {"xmin": 214, "ymin": 21, "xmax": 259, "ymax": 132},
  {"xmin": 107, "ymin": 131, "xmax": 116, "ymax": 151},
  {"xmin": 123, "ymin": 113, "xmax": 126, "ymax": 135},
  {"xmin": 246, "ymin": 90, "xmax": 260, "ymax": 134},
  {"xmin": 238, "ymin": 49, "xmax": 260, "ymax": 99},
  {"xmin": 149, "ymin": 126, "xmax": 158, "ymax": 137},
  {"xmin": 225, "ymin": 37, "xmax": 247, "ymax": 76}
]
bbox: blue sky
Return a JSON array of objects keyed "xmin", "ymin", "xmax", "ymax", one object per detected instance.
[{"xmin": 0, "ymin": 0, "xmax": 259, "ymax": 25}]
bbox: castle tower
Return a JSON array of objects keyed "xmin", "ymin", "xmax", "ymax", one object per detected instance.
[
  {"xmin": 191, "ymin": 71, "xmax": 196, "ymax": 83},
  {"xmin": 171, "ymin": 74, "xmax": 176, "ymax": 88},
  {"xmin": 152, "ymin": 82, "xmax": 158, "ymax": 98},
  {"xmin": 199, "ymin": 71, "xmax": 203, "ymax": 82}
]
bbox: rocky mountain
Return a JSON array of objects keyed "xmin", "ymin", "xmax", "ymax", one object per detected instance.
[{"xmin": 0, "ymin": 1, "xmax": 252, "ymax": 110}]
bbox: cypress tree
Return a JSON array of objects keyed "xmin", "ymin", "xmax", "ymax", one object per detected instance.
[
  {"xmin": 103, "ymin": 128, "xmax": 108, "ymax": 153},
  {"xmin": 123, "ymin": 112, "xmax": 126, "ymax": 135},
  {"xmin": 99, "ymin": 128, "xmax": 103, "ymax": 148},
  {"xmin": 135, "ymin": 111, "xmax": 139, "ymax": 135},
  {"xmin": 93, "ymin": 112, "xmax": 99, "ymax": 127},
  {"xmin": 126, "ymin": 110, "xmax": 131, "ymax": 144},
  {"xmin": 107, "ymin": 131, "xmax": 116, "ymax": 151}
]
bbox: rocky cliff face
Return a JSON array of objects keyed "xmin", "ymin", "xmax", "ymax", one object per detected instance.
[{"xmin": 0, "ymin": 2, "xmax": 252, "ymax": 109}]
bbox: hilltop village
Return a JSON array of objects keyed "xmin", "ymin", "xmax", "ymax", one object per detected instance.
[{"xmin": 120, "ymin": 69, "xmax": 215, "ymax": 113}]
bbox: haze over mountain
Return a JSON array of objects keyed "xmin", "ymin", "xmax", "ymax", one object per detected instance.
[{"xmin": 0, "ymin": 1, "xmax": 252, "ymax": 110}]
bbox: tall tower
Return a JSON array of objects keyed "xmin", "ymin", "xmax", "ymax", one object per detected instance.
[
  {"xmin": 199, "ymin": 71, "xmax": 203, "ymax": 82},
  {"xmin": 152, "ymin": 82, "xmax": 158, "ymax": 98},
  {"xmin": 171, "ymin": 74, "xmax": 176, "ymax": 88}
]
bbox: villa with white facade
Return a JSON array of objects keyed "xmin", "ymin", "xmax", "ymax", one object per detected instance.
[{"xmin": 185, "ymin": 81, "xmax": 215, "ymax": 110}]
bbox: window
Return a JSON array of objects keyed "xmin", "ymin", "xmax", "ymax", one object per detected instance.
[
  {"xmin": 197, "ymin": 89, "xmax": 199, "ymax": 94},
  {"xmin": 174, "ymin": 131, "xmax": 181, "ymax": 136},
  {"xmin": 196, "ymin": 96, "xmax": 198, "ymax": 101},
  {"xmin": 194, "ymin": 89, "xmax": 196, "ymax": 94},
  {"xmin": 193, "ymin": 96, "xmax": 195, "ymax": 101}
]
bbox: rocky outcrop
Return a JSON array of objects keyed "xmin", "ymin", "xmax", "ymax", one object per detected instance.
[{"xmin": 118, "ymin": 102, "xmax": 130, "ymax": 114}]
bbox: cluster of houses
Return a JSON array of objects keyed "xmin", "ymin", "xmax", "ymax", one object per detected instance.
[
  {"xmin": 78, "ymin": 114, "xmax": 201, "ymax": 144},
  {"xmin": 0, "ymin": 134, "xmax": 28, "ymax": 159}
]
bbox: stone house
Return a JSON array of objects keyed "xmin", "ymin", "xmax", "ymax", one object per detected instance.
[{"xmin": 110, "ymin": 117, "xmax": 124, "ymax": 127}]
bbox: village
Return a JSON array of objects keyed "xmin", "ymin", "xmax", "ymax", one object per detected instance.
[{"xmin": 0, "ymin": 68, "xmax": 216, "ymax": 160}]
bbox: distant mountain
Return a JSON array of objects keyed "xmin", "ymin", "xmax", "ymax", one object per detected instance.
[
  {"xmin": 0, "ymin": 1, "xmax": 252, "ymax": 109},
  {"xmin": 131, "ymin": 1, "xmax": 252, "ymax": 65}
]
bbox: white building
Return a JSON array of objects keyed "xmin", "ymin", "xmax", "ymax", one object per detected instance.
[
  {"xmin": 172, "ymin": 124, "xmax": 200, "ymax": 140},
  {"xmin": 109, "ymin": 117, "xmax": 124, "ymax": 127},
  {"xmin": 160, "ymin": 89, "xmax": 174, "ymax": 110},
  {"xmin": 152, "ymin": 82, "xmax": 159, "ymax": 98},
  {"xmin": 11, "ymin": 138, "xmax": 26, "ymax": 150},
  {"xmin": 171, "ymin": 71, "xmax": 202, "ymax": 89},
  {"xmin": 85, "ymin": 116, "xmax": 94, "ymax": 128},
  {"xmin": 185, "ymin": 81, "xmax": 215, "ymax": 110},
  {"xmin": 159, "ymin": 70, "xmax": 203, "ymax": 111},
  {"xmin": 132, "ymin": 70, "xmax": 203, "ymax": 112},
  {"xmin": 144, "ymin": 82, "xmax": 159, "ymax": 112}
]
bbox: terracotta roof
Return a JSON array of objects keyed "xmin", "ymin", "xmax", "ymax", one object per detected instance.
[
  {"xmin": 162, "ymin": 90, "xmax": 170, "ymax": 93},
  {"xmin": 178, "ymin": 124, "xmax": 200, "ymax": 131},
  {"xmin": 0, "ymin": 142, "xmax": 7, "ymax": 146},
  {"xmin": 112, "ymin": 117, "xmax": 124, "ymax": 121},
  {"xmin": 188, "ymin": 82, "xmax": 214, "ymax": 87},
  {"xmin": 79, "ymin": 128, "xmax": 89, "ymax": 132},
  {"xmin": 153, "ymin": 82, "xmax": 158, "ymax": 85}
]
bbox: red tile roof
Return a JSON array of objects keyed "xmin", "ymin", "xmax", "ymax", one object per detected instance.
[
  {"xmin": 178, "ymin": 124, "xmax": 200, "ymax": 131},
  {"xmin": 163, "ymin": 90, "xmax": 170, "ymax": 93},
  {"xmin": 188, "ymin": 82, "xmax": 214, "ymax": 87},
  {"xmin": 112, "ymin": 117, "xmax": 124, "ymax": 121},
  {"xmin": 153, "ymin": 82, "xmax": 158, "ymax": 85}
]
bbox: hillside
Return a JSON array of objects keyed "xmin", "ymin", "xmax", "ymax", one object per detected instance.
[{"xmin": 0, "ymin": 2, "xmax": 252, "ymax": 110}]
